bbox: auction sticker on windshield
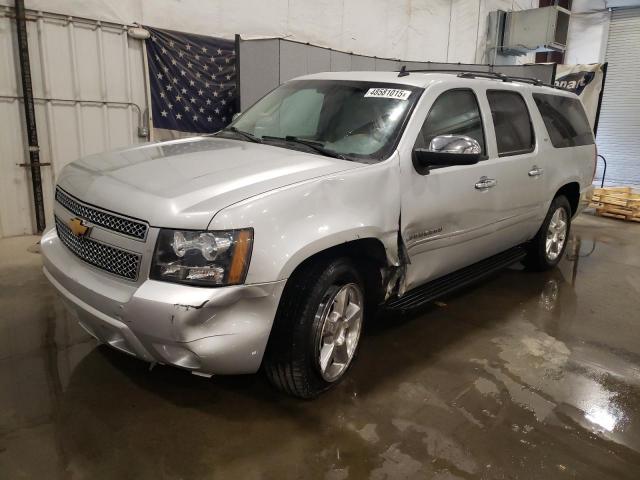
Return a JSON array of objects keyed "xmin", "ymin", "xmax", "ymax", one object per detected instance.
[{"xmin": 364, "ymin": 88, "xmax": 411, "ymax": 100}]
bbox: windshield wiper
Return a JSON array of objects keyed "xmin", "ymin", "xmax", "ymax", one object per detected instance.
[
  {"xmin": 216, "ymin": 126, "xmax": 262, "ymax": 143},
  {"xmin": 261, "ymin": 135, "xmax": 346, "ymax": 160}
]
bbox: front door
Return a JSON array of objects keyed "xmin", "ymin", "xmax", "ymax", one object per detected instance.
[{"xmin": 400, "ymin": 87, "xmax": 506, "ymax": 291}]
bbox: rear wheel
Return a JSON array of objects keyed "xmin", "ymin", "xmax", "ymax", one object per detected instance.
[
  {"xmin": 524, "ymin": 195, "xmax": 571, "ymax": 271},
  {"xmin": 264, "ymin": 258, "xmax": 365, "ymax": 398}
]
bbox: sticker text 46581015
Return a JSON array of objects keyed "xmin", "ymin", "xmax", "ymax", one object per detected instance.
[{"xmin": 364, "ymin": 88, "xmax": 412, "ymax": 100}]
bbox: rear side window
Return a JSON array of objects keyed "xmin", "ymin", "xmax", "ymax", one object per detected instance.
[
  {"xmin": 416, "ymin": 89, "xmax": 485, "ymax": 154},
  {"xmin": 533, "ymin": 93, "xmax": 594, "ymax": 148},
  {"xmin": 486, "ymin": 90, "xmax": 535, "ymax": 156}
]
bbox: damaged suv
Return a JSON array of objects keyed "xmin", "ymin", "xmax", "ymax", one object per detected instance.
[{"xmin": 41, "ymin": 70, "xmax": 596, "ymax": 397}]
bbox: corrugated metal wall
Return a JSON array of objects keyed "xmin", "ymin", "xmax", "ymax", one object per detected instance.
[
  {"xmin": 597, "ymin": 8, "xmax": 640, "ymax": 186},
  {"xmin": 0, "ymin": 7, "xmax": 149, "ymax": 237}
]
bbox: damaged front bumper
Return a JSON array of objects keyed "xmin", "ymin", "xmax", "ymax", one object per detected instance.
[{"xmin": 40, "ymin": 228, "xmax": 286, "ymax": 375}]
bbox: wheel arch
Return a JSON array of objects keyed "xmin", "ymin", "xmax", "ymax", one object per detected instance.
[
  {"xmin": 554, "ymin": 181, "xmax": 580, "ymax": 217},
  {"xmin": 282, "ymin": 236, "xmax": 394, "ymax": 308}
]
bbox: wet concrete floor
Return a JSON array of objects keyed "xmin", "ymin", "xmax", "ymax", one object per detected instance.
[{"xmin": 0, "ymin": 213, "xmax": 639, "ymax": 479}]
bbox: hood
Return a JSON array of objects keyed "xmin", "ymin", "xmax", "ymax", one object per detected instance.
[{"xmin": 57, "ymin": 136, "xmax": 363, "ymax": 229}]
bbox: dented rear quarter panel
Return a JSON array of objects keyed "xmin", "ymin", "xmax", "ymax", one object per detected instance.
[{"xmin": 208, "ymin": 155, "xmax": 402, "ymax": 284}]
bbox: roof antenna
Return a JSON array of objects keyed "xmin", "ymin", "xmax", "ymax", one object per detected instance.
[{"xmin": 398, "ymin": 65, "xmax": 409, "ymax": 77}]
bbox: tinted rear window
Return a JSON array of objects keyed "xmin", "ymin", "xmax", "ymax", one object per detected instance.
[{"xmin": 533, "ymin": 93, "xmax": 594, "ymax": 148}]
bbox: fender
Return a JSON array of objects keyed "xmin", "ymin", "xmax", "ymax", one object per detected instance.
[{"xmin": 208, "ymin": 154, "xmax": 402, "ymax": 284}]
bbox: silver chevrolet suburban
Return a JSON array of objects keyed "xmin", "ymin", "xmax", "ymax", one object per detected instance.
[{"xmin": 41, "ymin": 70, "xmax": 596, "ymax": 398}]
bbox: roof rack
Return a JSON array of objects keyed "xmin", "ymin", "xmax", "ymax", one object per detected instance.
[
  {"xmin": 505, "ymin": 75, "xmax": 544, "ymax": 86},
  {"xmin": 396, "ymin": 65, "xmax": 559, "ymax": 89},
  {"xmin": 457, "ymin": 71, "xmax": 509, "ymax": 82}
]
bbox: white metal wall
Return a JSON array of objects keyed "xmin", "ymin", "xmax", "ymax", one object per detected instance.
[
  {"xmin": 0, "ymin": 0, "xmax": 540, "ymax": 237},
  {"xmin": 0, "ymin": 7, "xmax": 148, "ymax": 237},
  {"xmin": 597, "ymin": 8, "xmax": 640, "ymax": 186},
  {"xmin": 2, "ymin": 0, "xmax": 539, "ymax": 65}
]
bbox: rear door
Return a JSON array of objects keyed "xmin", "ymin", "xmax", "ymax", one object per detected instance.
[{"xmin": 482, "ymin": 88, "xmax": 547, "ymax": 245}]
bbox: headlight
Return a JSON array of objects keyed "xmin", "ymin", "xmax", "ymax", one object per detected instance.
[{"xmin": 150, "ymin": 228, "xmax": 253, "ymax": 286}]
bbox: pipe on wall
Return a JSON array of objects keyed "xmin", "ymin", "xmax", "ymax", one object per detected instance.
[{"xmin": 14, "ymin": 0, "xmax": 47, "ymax": 232}]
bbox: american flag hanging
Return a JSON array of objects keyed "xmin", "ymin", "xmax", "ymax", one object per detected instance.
[{"xmin": 145, "ymin": 26, "xmax": 238, "ymax": 137}]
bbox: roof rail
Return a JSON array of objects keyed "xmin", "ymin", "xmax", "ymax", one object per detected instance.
[
  {"xmin": 457, "ymin": 71, "xmax": 509, "ymax": 82},
  {"xmin": 506, "ymin": 75, "xmax": 543, "ymax": 86},
  {"xmin": 397, "ymin": 66, "xmax": 509, "ymax": 79},
  {"xmin": 396, "ymin": 65, "xmax": 560, "ymax": 89}
]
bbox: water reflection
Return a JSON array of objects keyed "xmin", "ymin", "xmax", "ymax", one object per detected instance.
[{"xmin": 586, "ymin": 405, "xmax": 623, "ymax": 432}]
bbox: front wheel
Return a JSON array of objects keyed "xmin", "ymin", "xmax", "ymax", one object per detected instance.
[
  {"xmin": 524, "ymin": 195, "xmax": 571, "ymax": 271},
  {"xmin": 264, "ymin": 258, "xmax": 365, "ymax": 398}
]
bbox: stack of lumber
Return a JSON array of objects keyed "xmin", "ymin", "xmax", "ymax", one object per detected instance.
[{"xmin": 590, "ymin": 187, "xmax": 640, "ymax": 222}]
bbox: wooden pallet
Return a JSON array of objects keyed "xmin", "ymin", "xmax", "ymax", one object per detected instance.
[{"xmin": 590, "ymin": 187, "xmax": 640, "ymax": 223}]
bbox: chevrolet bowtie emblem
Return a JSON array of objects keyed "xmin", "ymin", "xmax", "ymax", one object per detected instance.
[{"xmin": 68, "ymin": 217, "xmax": 90, "ymax": 238}]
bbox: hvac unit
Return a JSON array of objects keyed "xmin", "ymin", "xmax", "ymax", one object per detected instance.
[{"xmin": 501, "ymin": 6, "xmax": 570, "ymax": 56}]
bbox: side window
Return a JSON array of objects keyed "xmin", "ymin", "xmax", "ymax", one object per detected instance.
[
  {"xmin": 486, "ymin": 90, "xmax": 535, "ymax": 156},
  {"xmin": 533, "ymin": 93, "xmax": 594, "ymax": 148},
  {"xmin": 416, "ymin": 89, "xmax": 485, "ymax": 155}
]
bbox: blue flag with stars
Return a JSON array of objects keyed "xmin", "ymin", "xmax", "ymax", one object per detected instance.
[{"xmin": 145, "ymin": 26, "xmax": 238, "ymax": 135}]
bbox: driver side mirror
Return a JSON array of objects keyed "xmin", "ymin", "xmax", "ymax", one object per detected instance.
[{"xmin": 413, "ymin": 134, "xmax": 482, "ymax": 175}]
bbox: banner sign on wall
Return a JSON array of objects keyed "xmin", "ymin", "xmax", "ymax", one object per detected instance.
[
  {"xmin": 554, "ymin": 63, "xmax": 606, "ymax": 130},
  {"xmin": 145, "ymin": 27, "xmax": 238, "ymax": 140}
]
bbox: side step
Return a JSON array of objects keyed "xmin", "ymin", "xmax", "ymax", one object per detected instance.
[{"xmin": 385, "ymin": 246, "xmax": 527, "ymax": 311}]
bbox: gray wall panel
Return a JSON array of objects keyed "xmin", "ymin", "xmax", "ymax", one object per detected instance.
[
  {"xmin": 330, "ymin": 51, "xmax": 351, "ymax": 71},
  {"xmin": 424, "ymin": 62, "xmax": 486, "ymax": 72},
  {"xmin": 239, "ymin": 39, "xmax": 280, "ymax": 110},
  {"xmin": 239, "ymin": 39, "xmax": 556, "ymax": 116},
  {"xmin": 401, "ymin": 61, "xmax": 428, "ymax": 70},
  {"xmin": 307, "ymin": 45, "xmax": 331, "ymax": 74},
  {"xmin": 351, "ymin": 55, "xmax": 376, "ymax": 71},
  {"xmin": 280, "ymin": 41, "xmax": 331, "ymax": 81},
  {"xmin": 279, "ymin": 40, "xmax": 308, "ymax": 82},
  {"xmin": 375, "ymin": 58, "xmax": 400, "ymax": 71}
]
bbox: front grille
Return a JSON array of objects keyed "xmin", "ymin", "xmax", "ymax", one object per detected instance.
[
  {"xmin": 55, "ymin": 217, "xmax": 141, "ymax": 280},
  {"xmin": 55, "ymin": 188, "xmax": 148, "ymax": 240}
]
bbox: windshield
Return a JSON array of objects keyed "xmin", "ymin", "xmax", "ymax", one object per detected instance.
[{"xmin": 221, "ymin": 80, "xmax": 423, "ymax": 162}]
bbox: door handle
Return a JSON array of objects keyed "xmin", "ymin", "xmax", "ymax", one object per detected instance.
[
  {"xmin": 528, "ymin": 165, "xmax": 544, "ymax": 177},
  {"xmin": 475, "ymin": 176, "xmax": 497, "ymax": 190}
]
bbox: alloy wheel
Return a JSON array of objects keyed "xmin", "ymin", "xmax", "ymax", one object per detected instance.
[
  {"xmin": 545, "ymin": 207, "xmax": 568, "ymax": 261},
  {"xmin": 316, "ymin": 283, "xmax": 364, "ymax": 382}
]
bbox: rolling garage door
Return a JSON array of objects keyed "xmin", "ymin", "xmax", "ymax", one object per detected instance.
[{"xmin": 597, "ymin": 8, "xmax": 640, "ymax": 186}]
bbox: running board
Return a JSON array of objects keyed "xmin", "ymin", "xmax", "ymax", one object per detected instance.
[{"xmin": 385, "ymin": 246, "xmax": 527, "ymax": 311}]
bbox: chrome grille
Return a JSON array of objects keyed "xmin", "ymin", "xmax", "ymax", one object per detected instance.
[
  {"xmin": 55, "ymin": 188, "xmax": 148, "ymax": 240},
  {"xmin": 55, "ymin": 217, "xmax": 141, "ymax": 280}
]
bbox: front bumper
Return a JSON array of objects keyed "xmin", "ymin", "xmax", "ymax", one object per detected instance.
[{"xmin": 41, "ymin": 227, "xmax": 286, "ymax": 375}]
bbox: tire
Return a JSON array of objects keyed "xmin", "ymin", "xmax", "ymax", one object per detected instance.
[
  {"xmin": 524, "ymin": 195, "xmax": 571, "ymax": 271},
  {"xmin": 264, "ymin": 257, "xmax": 365, "ymax": 398}
]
